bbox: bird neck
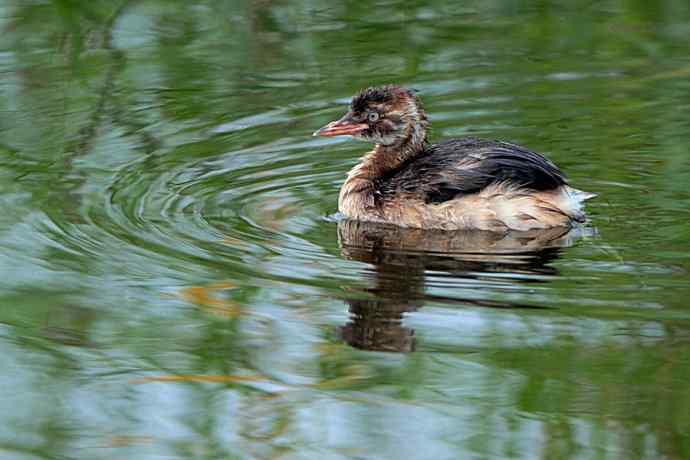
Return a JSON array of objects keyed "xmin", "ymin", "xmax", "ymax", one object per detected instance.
[
  {"xmin": 338, "ymin": 131, "xmax": 427, "ymax": 218},
  {"xmin": 350, "ymin": 128, "xmax": 428, "ymax": 182}
]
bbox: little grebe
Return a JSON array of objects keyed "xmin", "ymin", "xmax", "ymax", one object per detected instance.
[{"xmin": 314, "ymin": 85, "xmax": 595, "ymax": 231}]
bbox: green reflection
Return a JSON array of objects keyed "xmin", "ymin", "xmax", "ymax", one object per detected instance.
[{"xmin": 1, "ymin": 0, "xmax": 689, "ymax": 458}]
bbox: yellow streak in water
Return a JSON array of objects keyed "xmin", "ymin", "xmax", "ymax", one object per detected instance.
[
  {"xmin": 129, "ymin": 374, "xmax": 267, "ymax": 384},
  {"xmin": 178, "ymin": 282, "xmax": 242, "ymax": 318}
]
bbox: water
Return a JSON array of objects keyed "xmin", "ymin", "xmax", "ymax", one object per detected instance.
[{"xmin": 1, "ymin": 1, "xmax": 690, "ymax": 458}]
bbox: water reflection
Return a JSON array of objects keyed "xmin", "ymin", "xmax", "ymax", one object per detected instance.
[
  {"xmin": 3, "ymin": 0, "xmax": 690, "ymax": 457},
  {"xmin": 337, "ymin": 219, "xmax": 589, "ymax": 352}
]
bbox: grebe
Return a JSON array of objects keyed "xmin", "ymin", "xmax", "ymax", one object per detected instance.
[{"xmin": 314, "ymin": 85, "xmax": 595, "ymax": 232}]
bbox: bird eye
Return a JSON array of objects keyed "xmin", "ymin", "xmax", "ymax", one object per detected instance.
[{"xmin": 368, "ymin": 112, "xmax": 380, "ymax": 122}]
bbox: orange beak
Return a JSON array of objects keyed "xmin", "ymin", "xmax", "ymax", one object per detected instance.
[{"xmin": 313, "ymin": 116, "xmax": 368, "ymax": 137}]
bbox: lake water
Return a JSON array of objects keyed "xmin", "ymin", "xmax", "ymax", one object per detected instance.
[{"xmin": 1, "ymin": 1, "xmax": 690, "ymax": 459}]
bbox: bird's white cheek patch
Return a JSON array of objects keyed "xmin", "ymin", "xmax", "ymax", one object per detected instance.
[{"xmin": 370, "ymin": 132, "xmax": 398, "ymax": 145}]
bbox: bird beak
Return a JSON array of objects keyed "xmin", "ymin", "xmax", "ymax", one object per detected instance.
[{"xmin": 313, "ymin": 115, "xmax": 368, "ymax": 137}]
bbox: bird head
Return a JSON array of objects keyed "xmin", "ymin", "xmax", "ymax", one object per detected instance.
[{"xmin": 314, "ymin": 85, "xmax": 428, "ymax": 148}]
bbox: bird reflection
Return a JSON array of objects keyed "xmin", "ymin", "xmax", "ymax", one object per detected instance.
[{"xmin": 337, "ymin": 219, "xmax": 592, "ymax": 352}]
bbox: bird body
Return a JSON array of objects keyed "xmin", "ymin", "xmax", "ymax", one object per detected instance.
[{"xmin": 315, "ymin": 85, "xmax": 594, "ymax": 231}]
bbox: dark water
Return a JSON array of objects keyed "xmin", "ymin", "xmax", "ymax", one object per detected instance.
[{"xmin": 1, "ymin": 1, "xmax": 690, "ymax": 459}]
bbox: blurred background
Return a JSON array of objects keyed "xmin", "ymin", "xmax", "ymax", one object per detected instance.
[{"xmin": 1, "ymin": 0, "xmax": 689, "ymax": 459}]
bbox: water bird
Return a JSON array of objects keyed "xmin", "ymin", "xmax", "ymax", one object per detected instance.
[{"xmin": 314, "ymin": 85, "xmax": 595, "ymax": 231}]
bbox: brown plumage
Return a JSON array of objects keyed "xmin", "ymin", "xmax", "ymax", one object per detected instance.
[{"xmin": 314, "ymin": 85, "xmax": 595, "ymax": 231}]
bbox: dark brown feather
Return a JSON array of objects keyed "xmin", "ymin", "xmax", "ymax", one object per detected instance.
[{"xmin": 376, "ymin": 137, "xmax": 567, "ymax": 204}]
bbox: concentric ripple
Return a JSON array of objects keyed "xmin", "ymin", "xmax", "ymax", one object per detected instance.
[{"xmin": 71, "ymin": 114, "xmax": 364, "ymax": 288}]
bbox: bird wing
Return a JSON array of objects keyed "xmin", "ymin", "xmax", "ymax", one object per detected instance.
[{"xmin": 378, "ymin": 138, "xmax": 568, "ymax": 204}]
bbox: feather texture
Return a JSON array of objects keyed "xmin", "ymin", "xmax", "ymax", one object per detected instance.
[
  {"xmin": 328, "ymin": 86, "xmax": 594, "ymax": 231},
  {"xmin": 377, "ymin": 138, "xmax": 567, "ymax": 204}
]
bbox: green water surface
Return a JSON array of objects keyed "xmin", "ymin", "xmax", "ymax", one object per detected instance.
[{"xmin": 1, "ymin": 1, "xmax": 690, "ymax": 459}]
